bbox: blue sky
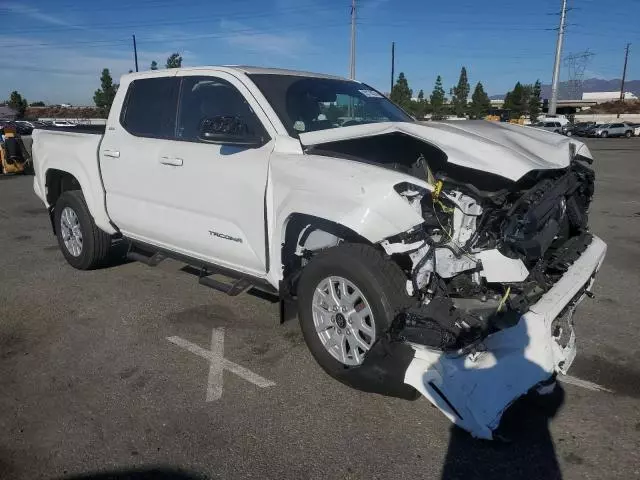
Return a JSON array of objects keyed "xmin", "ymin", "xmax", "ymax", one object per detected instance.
[{"xmin": 0, "ymin": 0, "xmax": 638, "ymax": 105}]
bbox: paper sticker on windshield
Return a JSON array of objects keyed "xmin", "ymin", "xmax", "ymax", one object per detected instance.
[{"xmin": 358, "ymin": 89, "xmax": 383, "ymax": 98}]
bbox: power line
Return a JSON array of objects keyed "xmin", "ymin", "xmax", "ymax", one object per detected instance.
[
  {"xmin": 0, "ymin": 5, "xmax": 342, "ymax": 35},
  {"xmin": 0, "ymin": 21, "xmax": 350, "ymax": 50}
]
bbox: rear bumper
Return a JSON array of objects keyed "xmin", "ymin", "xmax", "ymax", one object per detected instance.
[{"xmin": 404, "ymin": 235, "xmax": 607, "ymax": 439}]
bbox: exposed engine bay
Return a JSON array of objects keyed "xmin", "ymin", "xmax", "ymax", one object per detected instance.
[
  {"xmin": 309, "ymin": 131, "xmax": 596, "ymax": 353},
  {"xmin": 298, "ymin": 124, "xmax": 607, "ymax": 439}
]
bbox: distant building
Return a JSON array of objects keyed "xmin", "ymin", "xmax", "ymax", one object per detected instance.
[
  {"xmin": 0, "ymin": 105, "xmax": 17, "ymax": 119},
  {"xmin": 581, "ymin": 91, "xmax": 638, "ymax": 102}
]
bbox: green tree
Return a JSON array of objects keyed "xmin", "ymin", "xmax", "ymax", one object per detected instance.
[
  {"xmin": 451, "ymin": 67, "xmax": 470, "ymax": 117},
  {"xmin": 30, "ymin": 101, "xmax": 46, "ymax": 107},
  {"xmin": 430, "ymin": 75, "xmax": 446, "ymax": 119},
  {"xmin": 8, "ymin": 91, "xmax": 28, "ymax": 118},
  {"xmin": 503, "ymin": 81, "xmax": 527, "ymax": 117},
  {"xmin": 93, "ymin": 68, "xmax": 118, "ymax": 115},
  {"xmin": 165, "ymin": 53, "xmax": 182, "ymax": 69},
  {"xmin": 469, "ymin": 82, "xmax": 491, "ymax": 119},
  {"xmin": 390, "ymin": 72, "xmax": 413, "ymax": 111},
  {"xmin": 410, "ymin": 89, "xmax": 429, "ymax": 119},
  {"xmin": 529, "ymin": 79, "xmax": 542, "ymax": 122},
  {"xmin": 150, "ymin": 60, "xmax": 158, "ymax": 70}
]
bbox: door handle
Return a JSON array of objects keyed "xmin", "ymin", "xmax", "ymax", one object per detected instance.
[
  {"xmin": 102, "ymin": 150, "xmax": 120, "ymax": 158},
  {"xmin": 159, "ymin": 156, "xmax": 183, "ymax": 166}
]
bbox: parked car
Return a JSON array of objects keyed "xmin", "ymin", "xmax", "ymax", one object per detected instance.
[
  {"xmin": 7, "ymin": 121, "xmax": 33, "ymax": 136},
  {"xmin": 51, "ymin": 120, "xmax": 76, "ymax": 127},
  {"xmin": 536, "ymin": 114, "xmax": 570, "ymax": 126},
  {"xmin": 31, "ymin": 66, "xmax": 606, "ymax": 440},
  {"xmin": 531, "ymin": 121, "xmax": 564, "ymax": 134},
  {"xmin": 15, "ymin": 120, "xmax": 47, "ymax": 130},
  {"xmin": 627, "ymin": 122, "xmax": 640, "ymax": 136},
  {"xmin": 561, "ymin": 124, "xmax": 575, "ymax": 136},
  {"xmin": 590, "ymin": 123, "xmax": 634, "ymax": 138},
  {"xmin": 573, "ymin": 122, "xmax": 596, "ymax": 136}
]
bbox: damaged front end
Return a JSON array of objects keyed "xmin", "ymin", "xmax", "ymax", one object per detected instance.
[
  {"xmin": 300, "ymin": 123, "xmax": 607, "ymax": 439},
  {"xmin": 378, "ymin": 158, "xmax": 606, "ymax": 438}
]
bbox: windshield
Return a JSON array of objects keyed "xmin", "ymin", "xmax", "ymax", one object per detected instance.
[{"xmin": 248, "ymin": 74, "xmax": 413, "ymax": 137}]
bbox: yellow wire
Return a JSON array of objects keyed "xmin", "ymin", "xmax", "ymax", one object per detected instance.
[{"xmin": 496, "ymin": 286, "xmax": 511, "ymax": 312}]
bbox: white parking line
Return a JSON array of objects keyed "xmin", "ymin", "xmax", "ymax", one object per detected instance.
[
  {"xmin": 558, "ymin": 374, "xmax": 613, "ymax": 393},
  {"xmin": 167, "ymin": 327, "xmax": 276, "ymax": 402}
]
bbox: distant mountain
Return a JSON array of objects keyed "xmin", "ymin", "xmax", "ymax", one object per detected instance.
[{"xmin": 490, "ymin": 78, "xmax": 640, "ymax": 100}]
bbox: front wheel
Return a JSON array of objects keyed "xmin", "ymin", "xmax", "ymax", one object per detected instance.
[
  {"xmin": 625, "ymin": 130, "xmax": 632, "ymax": 138},
  {"xmin": 565, "ymin": 130, "xmax": 573, "ymax": 137},
  {"xmin": 601, "ymin": 131, "xmax": 608, "ymax": 138},
  {"xmin": 54, "ymin": 191, "xmax": 112, "ymax": 269},
  {"xmin": 297, "ymin": 244, "xmax": 412, "ymax": 376}
]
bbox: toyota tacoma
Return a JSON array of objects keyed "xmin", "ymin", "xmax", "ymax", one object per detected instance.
[{"xmin": 32, "ymin": 67, "xmax": 606, "ymax": 439}]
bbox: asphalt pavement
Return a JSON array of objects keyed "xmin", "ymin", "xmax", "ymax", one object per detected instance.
[{"xmin": 1, "ymin": 138, "xmax": 639, "ymax": 480}]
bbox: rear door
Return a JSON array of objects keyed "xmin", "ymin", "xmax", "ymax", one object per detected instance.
[
  {"xmin": 99, "ymin": 74, "xmax": 182, "ymax": 247},
  {"xmin": 611, "ymin": 123, "xmax": 624, "ymax": 135}
]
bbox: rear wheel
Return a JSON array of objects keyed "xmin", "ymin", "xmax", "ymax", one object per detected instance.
[
  {"xmin": 601, "ymin": 131, "xmax": 608, "ymax": 138},
  {"xmin": 297, "ymin": 244, "xmax": 412, "ymax": 377},
  {"xmin": 54, "ymin": 191, "xmax": 111, "ymax": 269}
]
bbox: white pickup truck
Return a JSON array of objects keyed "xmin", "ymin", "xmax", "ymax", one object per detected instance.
[{"xmin": 32, "ymin": 66, "xmax": 606, "ymax": 439}]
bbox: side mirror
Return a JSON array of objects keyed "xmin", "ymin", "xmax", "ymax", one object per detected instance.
[{"xmin": 198, "ymin": 115, "xmax": 263, "ymax": 147}]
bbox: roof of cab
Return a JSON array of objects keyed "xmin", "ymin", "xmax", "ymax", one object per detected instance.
[{"xmin": 121, "ymin": 65, "xmax": 350, "ymax": 82}]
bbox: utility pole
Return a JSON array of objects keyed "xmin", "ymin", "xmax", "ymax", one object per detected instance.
[
  {"xmin": 549, "ymin": 0, "xmax": 568, "ymax": 115},
  {"xmin": 390, "ymin": 41, "xmax": 395, "ymax": 92},
  {"xmin": 132, "ymin": 34, "xmax": 139, "ymax": 72},
  {"xmin": 349, "ymin": 0, "xmax": 356, "ymax": 79},
  {"xmin": 618, "ymin": 43, "xmax": 631, "ymax": 118}
]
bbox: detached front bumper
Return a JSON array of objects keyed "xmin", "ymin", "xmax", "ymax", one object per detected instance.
[{"xmin": 403, "ymin": 235, "xmax": 607, "ymax": 439}]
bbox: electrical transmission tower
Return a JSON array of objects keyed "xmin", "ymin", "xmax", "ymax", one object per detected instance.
[{"xmin": 563, "ymin": 50, "xmax": 594, "ymax": 100}]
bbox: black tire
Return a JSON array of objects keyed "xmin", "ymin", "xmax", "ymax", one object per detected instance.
[
  {"xmin": 297, "ymin": 244, "xmax": 413, "ymax": 379},
  {"xmin": 601, "ymin": 131, "xmax": 608, "ymax": 138},
  {"xmin": 625, "ymin": 130, "xmax": 632, "ymax": 138},
  {"xmin": 54, "ymin": 190, "xmax": 111, "ymax": 270}
]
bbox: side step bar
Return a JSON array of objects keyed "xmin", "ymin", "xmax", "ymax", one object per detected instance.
[
  {"xmin": 199, "ymin": 274, "xmax": 252, "ymax": 296},
  {"xmin": 126, "ymin": 242, "xmax": 278, "ymax": 298},
  {"xmin": 126, "ymin": 250, "xmax": 167, "ymax": 266}
]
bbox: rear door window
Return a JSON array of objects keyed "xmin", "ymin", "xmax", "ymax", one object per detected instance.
[{"xmin": 120, "ymin": 77, "xmax": 180, "ymax": 138}]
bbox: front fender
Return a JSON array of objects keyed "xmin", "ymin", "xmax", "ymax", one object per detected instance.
[{"xmin": 267, "ymin": 152, "xmax": 426, "ymax": 282}]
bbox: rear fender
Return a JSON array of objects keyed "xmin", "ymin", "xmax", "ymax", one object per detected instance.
[{"xmin": 33, "ymin": 130, "xmax": 116, "ymax": 234}]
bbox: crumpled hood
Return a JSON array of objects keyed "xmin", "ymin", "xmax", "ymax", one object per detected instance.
[{"xmin": 298, "ymin": 121, "xmax": 593, "ymax": 181}]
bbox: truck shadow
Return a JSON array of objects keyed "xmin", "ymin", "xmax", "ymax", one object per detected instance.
[
  {"xmin": 55, "ymin": 467, "xmax": 206, "ymax": 479},
  {"xmin": 441, "ymin": 383, "xmax": 565, "ymax": 480}
]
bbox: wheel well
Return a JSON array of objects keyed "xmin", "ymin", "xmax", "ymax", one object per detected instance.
[
  {"xmin": 280, "ymin": 214, "xmax": 371, "ymax": 293},
  {"xmin": 46, "ymin": 169, "xmax": 81, "ymax": 207}
]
